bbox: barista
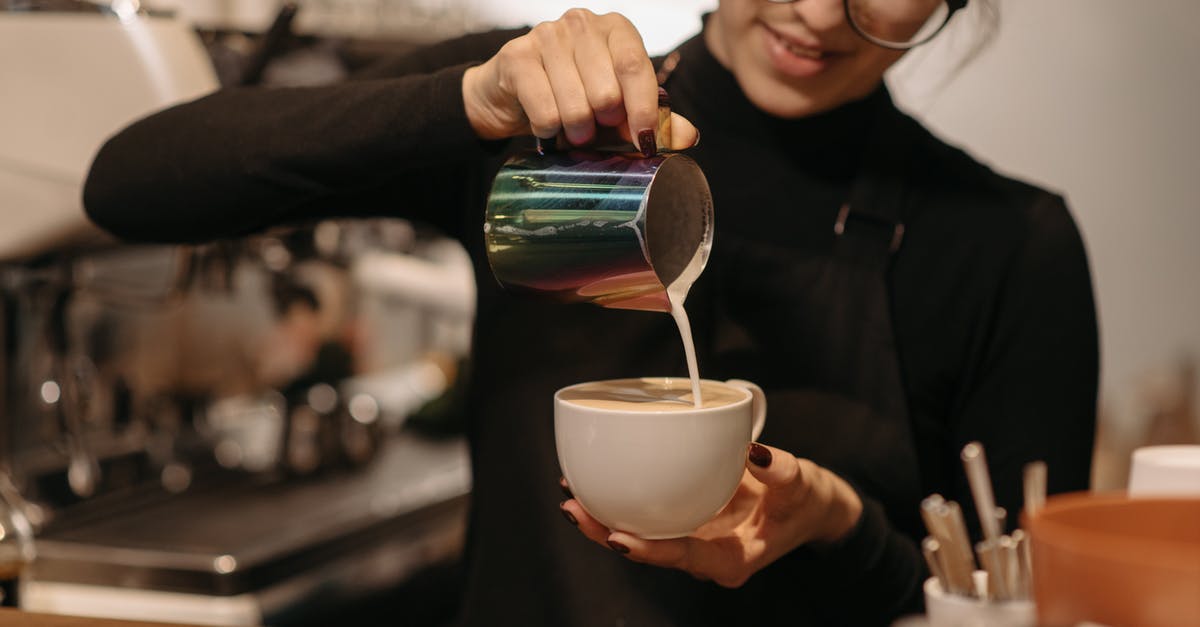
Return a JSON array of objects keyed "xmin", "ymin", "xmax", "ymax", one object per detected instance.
[{"xmin": 83, "ymin": 1, "xmax": 1098, "ymax": 625}]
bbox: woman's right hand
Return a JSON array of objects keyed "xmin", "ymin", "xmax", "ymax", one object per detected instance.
[{"xmin": 461, "ymin": 8, "xmax": 699, "ymax": 153}]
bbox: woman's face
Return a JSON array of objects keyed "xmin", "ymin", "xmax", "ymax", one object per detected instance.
[{"xmin": 706, "ymin": 0, "xmax": 930, "ymax": 118}]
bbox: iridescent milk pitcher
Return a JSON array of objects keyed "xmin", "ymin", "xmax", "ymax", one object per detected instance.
[{"xmin": 484, "ymin": 96, "xmax": 713, "ymax": 312}]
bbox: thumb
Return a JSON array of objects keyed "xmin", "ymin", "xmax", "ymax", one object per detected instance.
[
  {"xmin": 745, "ymin": 442, "xmax": 803, "ymax": 489},
  {"xmin": 667, "ymin": 113, "xmax": 700, "ymax": 151}
]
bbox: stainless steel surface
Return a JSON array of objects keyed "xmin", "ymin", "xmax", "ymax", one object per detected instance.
[
  {"xmin": 27, "ymin": 432, "xmax": 469, "ymax": 597},
  {"xmin": 0, "ymin": 217, "xmax": 475, "ymax": 624},
  {"xmin": 1, "ymin": 219, "xmax": 471, "ymax": 498},
  {"xmin": 923, "ymin": 445, "xmax": 1039, "ymax": 605},
  {"xmin": 943, "ymin": 501, "xmax": 977, "ymax": 597},
  {"xmin": 485, "ymin": 96, "xmax": 711, "ymax": 313},
  {"xmin": 921, "ymin": 536, "xmax": 945, "ymax": 590},
  {"xmin": 485, "ymin": 150, "xmax": 712, "ymax": 313},
  {"xmin": 961, "ymin": 442, "xmax": 1001, "ymax": 542},
  {"xmin": 1022, "ymin": 461, "xmax": 1046, "ymax": 518},
  {"xmin": 920, "ymin": 494, "xmax": 976, "ymax": 598}
]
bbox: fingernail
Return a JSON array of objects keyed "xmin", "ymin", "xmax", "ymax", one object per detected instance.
[
  {"xmin": 657, "ymin": 87, "xmax": 671, "ymax": 108},
  {"xmin": 560, "ymin": 502, "xmax": 578, "ymax": 526},
  {"xmin": 692, "ymin": 130, "xmax": 700, "ymax": 148},
  {"xmin": 638, "ymin": 129, "xmax": 656, "ymax": 158},
  {"xmin": 748, "ymin": 442, "xmax": 772, "ymax": 468},
  {"xmin": 607, "ymin": 539, "xmax": 630, "ymax": 554},
  {"xmin": 559, "ymin": 477, "xmax": 573, "ymax": 499}
]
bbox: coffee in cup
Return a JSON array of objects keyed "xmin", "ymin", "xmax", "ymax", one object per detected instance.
[{"xmin": 555, "ymin": 377, "xmax": 766, "ymax": 539}]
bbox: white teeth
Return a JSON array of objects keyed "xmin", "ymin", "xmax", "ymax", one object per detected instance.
[
  {"xmin": 772, "ymin": 29, "xmax": 822, "ymax": 59},
  {"xmin": 785, "ymin": 43, "xmax": 821, "ymax": 59}
]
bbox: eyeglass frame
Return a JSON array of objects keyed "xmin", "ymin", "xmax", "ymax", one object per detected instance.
[{"xmin": 765, "ymin": 0, "xmax": 968, "ymax": 50}]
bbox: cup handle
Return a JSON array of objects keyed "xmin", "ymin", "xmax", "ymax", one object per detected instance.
[{"xmin": 725, "ymin": 379, "xmax": 766, "ymax": 441}]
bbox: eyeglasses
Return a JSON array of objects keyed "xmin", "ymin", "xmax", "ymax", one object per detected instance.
[{"xmin": 766, "ymin": 0, "xmax": 968, "ymax": 50}]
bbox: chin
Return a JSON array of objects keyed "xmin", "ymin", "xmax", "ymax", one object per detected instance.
[
  {"xmin": 739, "ymin": 77, "xmax": 839, "ymax": 119},
  {"xmin": 740, "ymin": 65, "xmax": 883, "ymax": 119}
]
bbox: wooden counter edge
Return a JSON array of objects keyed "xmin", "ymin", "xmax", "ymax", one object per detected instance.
[{"xmin": 0, "ymin": 608, "xmax": 255, "ymax": 627}]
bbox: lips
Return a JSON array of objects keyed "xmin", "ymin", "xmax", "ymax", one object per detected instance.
[
  {"xmin": 760, "ymin": 22, "xmax": 835, "ymax": 78},
  {"xmin": 767, "ymin": 24, "xmax": 824, "ymax": 58}
]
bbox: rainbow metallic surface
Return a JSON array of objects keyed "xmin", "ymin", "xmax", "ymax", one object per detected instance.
[{"xmin": 485, "ymin": 150, "xmax": 675, "ymax": 312}]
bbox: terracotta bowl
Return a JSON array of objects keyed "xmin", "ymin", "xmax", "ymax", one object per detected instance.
[{"xmin": 1024, "ymin": 492, "xmax": 1200, "ymax": 627}]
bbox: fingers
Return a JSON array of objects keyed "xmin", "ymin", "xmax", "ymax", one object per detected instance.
[
  {"xmin": 560, "ymin": 498, "xmax": 613, "ymax": 548},
  {"xmin": 468, "ymin": 9, "xmax": 700, "ymax": 150},
  {"xmin": 668, "ymin": 113, "xmax": 700, "ymax": 151},
  {"xmin": 745, "ymin": 442, "xmax": 804, "ymax": 488},
  {"xmin": 557, "ymin": 476, "xmax": 760, "ymax": 588},
  {"xmin": 533, "ymin": 18, "xmax": 595, "ymax": 145},
  {"xmin": 503, "ymin": 43, "xmax": 560, "ymax": 139},
  {"xmin": 603, "ymin": 16, "xmax": 659, "ymax": 150},
  {"xmin": 606, "ymin": 531, "xmax": 756, "ymax": 589},
  {"xmin": 558, "ymin": 476, "xmax": 612, "ymax": 548},
  {"xmin": 745, "ymin": 442, "xmax": 822, "ymax": 526},
  {"xmin": 567, "ymin": 11, "xmax": 625, "ymax": 129}
]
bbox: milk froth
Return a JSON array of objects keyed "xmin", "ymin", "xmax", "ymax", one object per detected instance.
[{"xmin": 559, "ymin": 378, "xmax": 745, "ymax": 412}]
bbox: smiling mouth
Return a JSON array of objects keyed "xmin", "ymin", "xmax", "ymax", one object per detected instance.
[{"xmin": 763, "ymin": 23, "xmax": 828, "ymax": 60}]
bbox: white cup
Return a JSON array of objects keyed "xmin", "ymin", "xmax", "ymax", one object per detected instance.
[
  {"xmin": 554, "ymin": 378, "xmax": 766, "ymax": 539},
  {"xmin": 924, "ymin": 574, "xmax": 1035, "ymax": 627},
  {"xmin": 1128, "ymin": 445, "xmax": 1200, "ymax": 496}
]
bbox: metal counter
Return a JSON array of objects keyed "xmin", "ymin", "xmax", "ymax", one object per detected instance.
[{"xmin": 21, "ymin": 432, "xmax": 470, "ymax": 625}]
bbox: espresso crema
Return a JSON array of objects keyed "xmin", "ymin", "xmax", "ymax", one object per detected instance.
[{"xmin": 559, "ymin": 378, "xmax": 745, "ymax": 412}]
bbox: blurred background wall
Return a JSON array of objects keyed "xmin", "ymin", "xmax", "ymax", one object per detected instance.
[{"xmin": 885, "ymin": 0, "xmax": 1200, "ymax": 488}]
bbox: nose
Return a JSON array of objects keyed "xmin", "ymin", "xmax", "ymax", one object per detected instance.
[{"xmin": 784, "ymin": 0, "xmax": 848, "ymax": 33}]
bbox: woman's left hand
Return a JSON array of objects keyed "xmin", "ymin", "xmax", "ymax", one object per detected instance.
[{"xmin": 560, "ymin": 443, "xmax": 864, "ymax": 588}]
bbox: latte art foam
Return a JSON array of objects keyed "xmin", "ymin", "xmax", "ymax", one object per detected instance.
[{"xmin": 559, "ymin": 378, "xmax": 745, "ymax": 412}]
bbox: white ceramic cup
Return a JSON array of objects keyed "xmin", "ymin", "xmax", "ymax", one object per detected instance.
[
  {"xmin": 1128, "ymin": 445, "xmax": 1200, "ymax": 496},
  {"xmin": 924, "ymin": 574, "xmax": 1035, "ymax": 627},
  {"xmin": 554, "ymin": 377, "xmax": 766, "ymax": 539}
]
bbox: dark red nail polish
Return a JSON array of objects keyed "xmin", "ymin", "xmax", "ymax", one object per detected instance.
[
  {"xmin": 560, "ymin": 478, "xmax": 573, "ymax": 499},
  {"xmin": 657, "ymin": 87, "xmax": 671, "ymax": 108},
  {"xmin": 638, "ymin": 129, "xmax": 656, "ymax": 158},
  {"xmin": 749, "ymin": 442, "xmax": 772, "ymax": 468},
  {"xmin": 607, "ymin": 539, "xmax": 630, "ymax": 554},
  {"xmin": 560, "ymin": 502, "xmax": 578, "ymax": 526}
]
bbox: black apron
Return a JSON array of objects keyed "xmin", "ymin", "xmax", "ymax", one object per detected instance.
[
  {"xmin": 694, "ymin": 88, "xmax": 927, "ymax": 545},
  {"xmin": 668, "ymin": 109, "xmax": 926, "ymax": 627},
  {"xmin": 607, "ymin": 59, "xmax": 929, "ymax": 623}
]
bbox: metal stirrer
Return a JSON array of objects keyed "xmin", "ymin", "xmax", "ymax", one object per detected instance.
[
  {"xmin": 920, "ymin": 446, "xmax": 1046, "ymax": 603},
  {"xmin": 1023, "ymin": 461, "xmax": 1047, "ymax": 518},
  {"xmin": 922, "ymin": 536, "xmax": 947, "ymax": 590},
  {"xmin": 920, "ymin": 495, "xmax": 976, "ymax": 596},
  {"xmin": 962, "ymin": 442, "xmax": 1001, "ymax": 542}
]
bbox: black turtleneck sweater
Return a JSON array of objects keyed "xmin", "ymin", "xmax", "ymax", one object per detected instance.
[{"xmin": 84, "ymin": 25, "xmax": 1098, "ymax": 627}]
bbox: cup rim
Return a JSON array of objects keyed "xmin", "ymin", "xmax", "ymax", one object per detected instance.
[
  {"xmin": 1132, "ymin": 445, "xmax": 1200, "ymax": 468},
  {"xmin": 554, "ymin": 377, "xmax": 752, "ymax": 415},
  {"xmin": 923, "ymin": 575, "xmax": 1034, "ymax": 609}
]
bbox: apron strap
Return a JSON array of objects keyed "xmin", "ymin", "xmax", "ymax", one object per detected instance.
[{"xmin": 836, "ymin": 102, "xmax": 914, "ymax": 257}]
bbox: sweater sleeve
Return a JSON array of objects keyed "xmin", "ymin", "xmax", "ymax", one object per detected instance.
[
  {"xmin": 799, "ymin": 490, "xmax": 927, "ymax": 624},
  {"xmin": 83, "ymin": 28, "xmax": 527, "ymax": 244}
]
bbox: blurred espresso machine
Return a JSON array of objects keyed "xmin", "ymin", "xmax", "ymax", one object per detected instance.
[{"xmin": 0, "ymin": 3, "xmax": 475, "ymax": 625}]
